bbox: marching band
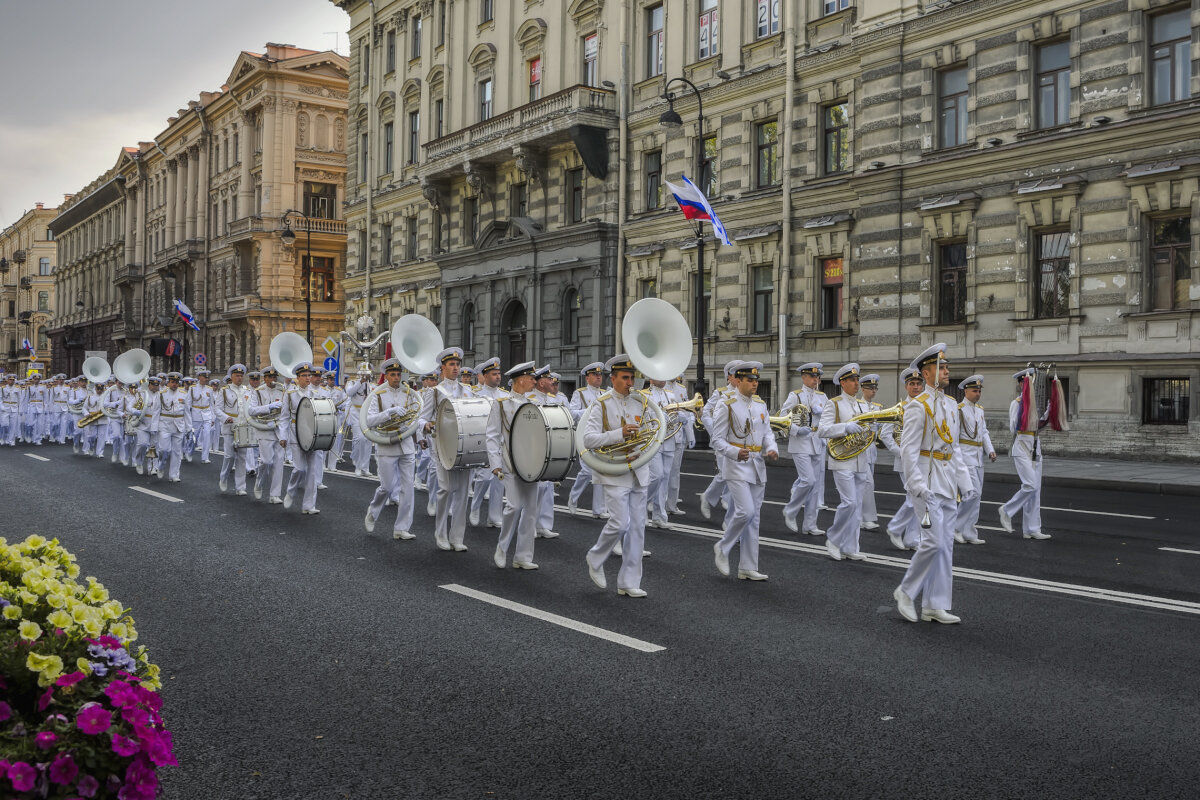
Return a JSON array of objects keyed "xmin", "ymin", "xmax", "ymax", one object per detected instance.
[{"xmin": 2, "ymin": 299, "xmax": 1065, "ymax": 625}]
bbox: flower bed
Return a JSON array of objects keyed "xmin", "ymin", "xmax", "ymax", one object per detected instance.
[{"xmin": 1, "ymin": 535, "xmax": 176, "ymax": 799}]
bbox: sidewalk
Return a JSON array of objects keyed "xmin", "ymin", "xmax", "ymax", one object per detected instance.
[{"xmin": 682, "ymin": 442, "xmax": 1200, "ymax": 496}]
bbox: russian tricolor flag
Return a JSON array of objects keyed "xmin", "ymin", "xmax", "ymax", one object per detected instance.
[
  {"xmin": 174, "ymin": 299, "xmax": 200, "ymax": 331},
  {"xmin": 664, "ymin": 175, "xmax": 733, "ymax": 247}
]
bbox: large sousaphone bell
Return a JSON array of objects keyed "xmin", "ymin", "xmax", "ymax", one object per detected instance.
[
  {"xmin": 82, "ymin": 356, "xmax": 111, "ymax": 385},
  {"xmin": 113, "ymin": 348, "xmax": 151, "ymax": 385},
  {"xmin": 360, "ymin": 314, "xmax": 444, "ymax": 446},
  {"xmin": 269, "ymin": 331, "xmax": 313, "ymax": 380}
]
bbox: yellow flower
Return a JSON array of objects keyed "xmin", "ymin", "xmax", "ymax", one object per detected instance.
[
  {"xmin": 72, "ymin": 605, "xmax": 92, "ymax": 624},
  {"xmin": 25, "ymin": 534, "xmax": 46, "ymax": 548},
  {"xmin": 27, "ymin": 652, "xmax": 63, "ymax": 677},
  {"xmin": 109, "ymin": 622, "xmax": 130, "ymax": 641},
  {"xmin": 46, "ymin": 592, "xmax": 67, "ymax": 609},
  {"xmin": 47, "ymin": 609, "xmax": 73, "ymax": 630},
  {"xmin": 101, "ymin": 600, "xmax": 123, "ymax": 620},
  {"xmin": 77, "ymin": 657, "xmax": 93, "ymax": 675},
  {"xmin": 66, "ymin": 563, "xmax": 80, "ymax": 578},
  {"xmin": 19, "ymin": 589, "xmax": 37, "ymax": 605},
  {"xmin": 83, "ymin": 618, "xmax": 103, "ymax": 637},
  {"xmin": 2, "ymin": 604, "xmax": 20, "ymax": 620},
  {"xmin": 18, "ymin": 620, "xmax": 42, "ymax": 641},
  {"xmin": 86, "ymin": 584, "xmax": 109, "ymax": 604}
]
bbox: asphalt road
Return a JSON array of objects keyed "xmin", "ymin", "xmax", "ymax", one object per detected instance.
[{"xmin": 3, "ymin": 444, "xmax": 1198, "ymax": 800}]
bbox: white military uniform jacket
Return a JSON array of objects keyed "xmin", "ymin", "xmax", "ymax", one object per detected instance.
[
  {"xmin": 818, "ymin": 392, "xmax": 872, "ymax": 473},
  {"xmin": 900, "ymin": 385, "xmax": 974, "ymax": 501},
  {"xmin": 188, "ymin": 384, "xmax": 215, "ymax": 424},
  {"xmin": 248, "ymin": 384, "xmax": 286, "ymax": 443},
  {"xmin": 568, "ymin": 385, "xmax": 603, "ymax": 422},
  {"xmin": 709, "ymin": 390, "xmax": 777, "ymax": 484},
  {"xmin": 218, "ymin": 384, "xmax": 246, "ymax": 433},
  {"xmin": 955, "ymin": 399, "xmax": 995, "ymax": 467},
  {"xmin": 484, "ymin": 389, "xmax": 525, "ymax": 475},
  {"xmin": 156, "ymin": 388, "xmax": 189, "ymax": 434},
  {"xmin": 365, "ymin": 384, "xmax": 421, "ymax": 457},
  {"xmin": 418, "ymin": 378, "xmax": 471, "ymax": 454},
  {"xmin": 582, "ymin": 389, "xmax": 653, "ymax": 488},
  {"xmin": 700, "ymin": 384, "xmax": 736, "ymax": 430},
  {"xmin": 781, "ymin": 385, "xmax": 828, "ymax": 455},
  {"xmin": 646, "ymin": 384, "xmax": 684, "ymax": 450}
]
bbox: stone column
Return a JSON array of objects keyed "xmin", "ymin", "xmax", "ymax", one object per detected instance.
[
  {"xmin": 186, "ymin": 146, "xmax": 199, "ymax": 241},
  {"xmin": 175, "ymin": 153, "xmax": 188, "ymax": 244},
  {"xmin": 124, "ymin": 187, "xmax": 136, "ymax": 265},
  {"xmin": 165, "ymin": 162, "xmax": 178, "ymax": 250},
  {"xmin": 238, "ymin": 113, "xmax": 254, "ymax": 215},
  {"xmin": 260, "ymin": 97, "xmax": 277, "ymax": 218},
  {"xmin": 196, "ymin": 140, "xmax": 209, "ymax": 240},
  {"xmin": 134, "ymin": 184, "xmax": 145, "ymax": 265}
]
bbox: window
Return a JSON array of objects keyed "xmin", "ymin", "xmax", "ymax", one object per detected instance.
[
  {"xmin": 359, "ymin": 132, "xmax": 369, "ymax": 178},
  {"xmin": 479, "ymin": 79, "xmax": 493, "ymax": 121},
  {"xmin": 38, "ymin": 330, "xmax": 48, "ymax": 351},
  {"xmin": 640, "ymin": 278, "xmax": 657, "ymax": 298},
  {"xmin": 411, "ymin": 14, "xmax": 422, "ymax": 58},
  {"xmin": 823, "ymin": 103, "xmax": 850, "ymax": 174},
  {"xmin": 567, "ymin": 168, "xmax": 585, "ymax": 224},
  {"xmin": 1035, "ymin": 230, "xmax": 1071, "ymax": 318},
  {"xmin": 752, "ymin": 265, "xmax": 773, "ymax": 334},
  {"xmin": 37, "ymin": 291, "xmax": 49, "ymax": 312},
  {"xmin": 529, "ymin": 58, "xmax": 542, "ymax": 102},
  {"xmin": 304, "ymin": 182, "xmax": 337, "ymax": 219},
  {"xmin": 465, "ymin": 196, "xmax": 479, "ymax": 244},
  {"xmin": 407, "ymin": 217, "xmax": 419, "ymax": 260},
  {"xmin": 700, "ymin": 135, "xmax": 719, "ymax": 197},
  {"xmin": 434, "ymin": 98, "xmax": 444, "ymax": 138},
  {"xmin": 45, "ymin": 228, "xmax": 53, "ymax": 241},
  {"xmin": 939, "ymin": 67, "xmax": 969, "ymax": 148},
  {"xmin": 699, "ymin": 0, "xmax": 719, "ymax": 60},
  {"xmin": 564, "ymin": 288, "xmax": 581, "ymax": 344},
  {"xmin": 438, "ymin": 1, "xmax": 447, "ymax": 46},
  {"xmin": 358, "ymin": 229, "xmax": 368, "ymax": 269},
  {"xmin": 386, "ymin": 29, "xmax": 396, "ymax": 72},
  {"xmin": 7, "ymin": 301, "xmax": 13, "ymax": 317},
  {"xmin": 39, "ymin": 257, "xmax": 51, "ymax": 275},
  {"xmin": 646, "ymin": 5, "xmax": 664, "ymax": 78},
  {"xmin": 213, "ymin": 142, "xmax": 220, "ymax": 173},
  {"xmin": 302, "ymin": 256, "xmax": 335, "ymax": 302},
  {"xmin": 583, "ymin": 34, "xmax": 599, "ymax": 87},
  {"xmin": 233, "ymin": 131, "xmax": 239, "ymax": 163},
  {"xmin": 756, "ymin": 121, "xmax": 779, "ymax": 187},
  {"xmin": 1150, "ymin": 216, "xmax": 1191, "ymax": 311},
  {"xmin": 382, "ymin": 122, "xmax": 394, "ymax": 174},
  {"xmin": 1151, "ymin": 9, "xmax": 1191, "ymax": 106},
  {"xmin": 481, "ymin": 0, "xmax": 493, "ymax": 23},
  {"xmin": 824, "ymin": 0, "xmax": 849, "ymax": 14},
  {"xmin": 361, "ymin": 40, "xmax": 370, "ymax": 83},
  {"xmin": 1143, "ymin": 378, "xmax": 1190, "ymax": 424},
  {"xmin": 432, "ymin": 209, "xmax": 443, "ymax": 253},
  {"xmin": 693, "ymin": 271, "xmax": 713, "ymax": 335},
  {"xmin": 463, "ymin": 303, "xmax": 476, "ymax": 351},
  {"xmin": 511, "ymin": 182, "xmax": 528, "ymax": 218},
  {"xmin": 821, "ymin": 257, "xmax": 844, "ymax": 329},
  {"xmin": 757, "ymin": 0, "xmax": 779, "ymax": 39},
  {"xmin": 381, "ymin": 223, "xmax": 393, "ymax": 264},
  {"xmin": 1036, "ymin": 41, "xmax": 1070, "ymax": 129},
  {"xmin": 407, "ymin": 111, "xmax": 420, "ymax": 164},
  {"xmin": 644, "ymin": 150, "xmax": 662, "ymax": 210},
  {"xmin": 938, "ymin": 242, "xmax": 967, "ymax": 324}
]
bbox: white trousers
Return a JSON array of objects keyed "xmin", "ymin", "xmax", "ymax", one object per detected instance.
[
  {"xmin": 470, "ymin": 471, "xmax": 504, "ymax": 525},
  {"xmin": 783, "ymin": 452, "xmax": 825, "ymax": 530},
  {"xmin": 646, "ymin": 445, "xmax": 673, "ymax": 523},
  {"xmin": 716, "ymin": 480, "xmax": 766, "ymax": 573},
  {"xmin": 369, "ymin": 453, "xmax": 415, "ymax": 533},
  {"xmin": 586, "ymin": 484, "xmax": 648, "ymax": 592},
  {"xmin": 954, "ymin": 464, "xmax": 985, "ymax": 541},
  {"xmin": 537, "ymin": 482, "xmax": 556, "ymax": 531},
  {"xmin": 568, "ymin": 462, "xmax": 606, "ymax": 513},
  {"xmin": 1002, "ymin": 447, "xmax": 1043, "ymax": 534},
  {"xmin": 496, "ymin": 474, "xmax": 539, "ymax": 565},
  {"xmin": 702, "ymin": 473, "xmax": 728, "ymax": 507},
  {"xmin": 220, "ymin": 432, "xmax": 248, "ymax": 492},
  {"xmin": 862, "ymin": 445, "xmax": 879, "ymax": 523},
  {"xmin": 159, "ymin": 431, "xmax": 184, "ymax": 481},
  {"xmin": 827, "ymin": 470, "xmax": 867, "ymax": 555},
  {"xmin": 887, "ymin": 493, "xmax": 922, "ymax": 548},
  {"xmin": 899, "ymin": 493, "xmax": 957, "ymax": 611},
  {"xmin": 667, "ymin": 444, "xmax": 685, "ymax": 508},
  {"xmin": 350, "ymin": 415, "xmax": 373, "ymax": 474},
  {"xmin": 434, "ymin": 461, "xmax": 470, "ymax": 546},
  {"xmin": 285, "ymin": 445, "xmax": 324, "ymax": 511},
  {"xmin": 256, "ymin": 439, "xmax": 285, "ymax": 500}
]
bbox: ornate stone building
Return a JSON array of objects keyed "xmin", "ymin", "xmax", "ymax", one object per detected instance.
[
  {"xmin": 337, "ymin": 0, "xmax": 1199, "ymax": 456},
  {"xmin": 0, "ymin": 204, "xmax": 58, "ymax": 376},
  {"xmin": 47, "ymin": 43, "xmax": 349, "ymax": 377}
]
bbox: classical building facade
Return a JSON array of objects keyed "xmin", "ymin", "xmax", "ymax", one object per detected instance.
[
  {"xmin": 47, "ymin": 43, "xmax": 349, "ymax": 377},
  {"xmin": 0, "ymin": 204, "xmax": 58, "ymax": 376},
  {"xmin": 337, "ymin": 0, "xmax": 1199, "ymax": 456}
]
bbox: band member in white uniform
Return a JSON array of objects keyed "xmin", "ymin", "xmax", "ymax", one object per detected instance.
[
  {"xmin": 527, "ymin": 366, "xmax": 562, "ymax": 539},
  {"xmin": 858, "ymin": 374, "xmax": 883, "ymax": 532},
  {"xmin": 50, "ymin": 376, "xmax": 71, "ymax": 444},
  {"xmin": 101, "ymin": 379, "xmax": 126, "ymax": 462},
  {"xmin": 953, "ymin": 374, "xmax": 996, "ymax": 545},
  {"xmin": 1, "ymin": 374, "xmax": 19, "ymax": 445},
  {"xmin": 282, "ymin": 362, "xmax": 325, "ymax": 514},
  {"xmin": 118, "ymin": 381, "xmax": 143, "ymax": 466},
  {"xmin": 567, "ymin": 362, "xmax": 607, "ymax": 518},
  {"xmin": 218, "ymin": 365, "xmax": 249, "ymax": 494},
  {"xmin": 364, "ymin": 359, "xmax": 422, "ymax": 540},
  {"xmin": 188, "ymin": 369, "xmax": 215, "ymax": 463},
  {"xmin": 818, "ymin": 364, "xmax": 872, "ymax": 561},
  {"xmin": 665, "ymin": 375, "xmax": 692, "ymax": 514},
  {"xmin": 782, "ymin": 362, "xmax": 828, "ymax": 535},
  {"xmin": 242, "ymin": 371, "xmax": 264, "ymax": 478},
  {"xmin": 485, "ymin": 361, "xmax": 542, "ymax": 569},
  {"xmin": 324, "ymin": 372, "xmax": 349, "ymax": 471},
  {"xmin": 645, "ymin": 377, "xmax": 677, "ymax": 529},
  {"xmin": 419, "ymin": 348, "xmax": 472, "ymax": 551},
  {"xmin": 79, "ymin": 381, "xmax": 107, "ymax": 456},
  {"xmin": 469, "ymin": 358, "xmax": 505, "ymax": 529},
  {"xmin": 248, "ymin": 367, "xmax": 286, "ymax": 502},
  {"xmin": 131, "ymin": 376, "xmax": 161, "ymax": 474},
  {"xmin": 1000, "ymin": 368, "xmax": 1051, "ymax": 540},
  {"xmin": 699, "ymin": 360, "xmax": 743, "ymax": 520},
  {"xmin": 344, "ymin": 365, "xmax": 374, "ymax": 477},
  {"xmin": 894, "ymin": 344, "xmax": 974, "ymax": 624},
  {"xmin": 883, "ymin": 368, "xmax": 925, "ymax": 550},
  {"xmin": 709, "ymin": 361, "xmax": 778, "ymax": 580},
  {"xmin": 584, "ymin": 355, "xmax": 654, "ymax": 597},
  {"xmin": 156, "ymin": 372, "xmax": 189, "ymax": 483},
  {"xmin": 23, "ymin": 375, "xmax": 48, "ymax": 446}
]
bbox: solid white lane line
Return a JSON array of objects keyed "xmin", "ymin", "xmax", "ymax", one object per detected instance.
[
  {"xmin": 24, "ymin": 453, "xmax": 50, "ymax": 462},
  {"xmin": 440, "ymin": 584, "xmax": 666, "ymax": 653},
  {"xmin": 1160, "ymin": 547, "xmax": 1200, "ymax": 556},
  {"xmin": 555, "ymin": 504, "xmax": 1200, "ymax": 617},
  {"xmin": 129, "ymin": 486, "xmax": 184, "ymax": 503}
]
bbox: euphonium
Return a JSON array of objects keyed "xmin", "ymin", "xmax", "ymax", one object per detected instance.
[
  {"xmin": 77, "ymin": 409, "xmax": 106, "ymax": 428},
  {"xmin": 827, "ymin": 402, "xmax": 906, "ymax": 461},
  {"xmin": 359, "ymin": 383, "xmax": 424, "ymax": 445}
]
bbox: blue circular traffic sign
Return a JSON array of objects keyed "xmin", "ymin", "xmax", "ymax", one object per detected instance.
[{"xmin": 323, "ymin": 357, "xmax": 338, "ymax": 372}]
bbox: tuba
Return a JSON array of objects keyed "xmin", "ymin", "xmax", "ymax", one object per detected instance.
[
  {"xmin": 576, "ymin": 298, "xmax": 691, "ymax": 477},
  {"xmin": 82, "ymin": 356, "xmax": 111, "ymax": 385},
  {"xmin": 113, "ymin": 348, "xmax": 151, "ymax": 386},
  {"xmin": 827, "ymin": 402, "xmax": 906, "ymax": 461},
  {"xmin": 360, "ymin": 314, "xmax": 441, "ymax": 446},
  {"xmin": 269, "ymin": 331, "xmax": 313, "ymax": 381}
]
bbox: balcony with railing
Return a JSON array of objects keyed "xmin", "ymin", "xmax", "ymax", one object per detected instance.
[
  {"xmin": 114, "ymin": 263, "xmax": 142, "ymax": 287},
  {"xmin": 422, "ymin": 85, "xmax": 617, "ymax": 176}
]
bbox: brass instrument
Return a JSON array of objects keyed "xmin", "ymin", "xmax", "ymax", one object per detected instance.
[
  {"xmin": 661, "ymin": 392, "xmax": 704, "ymax": 439},
  {"xmin": 375, "ymin": 397, "xmax": 423, "ymax": 434},
  {"xmin": 77, "ymin": 409, "xmax": 106, "ymax": 428},
  {"xmin": 769, "ymin": 404, "xmax": 813, "ymax": 435},
  {"xmin": 590, "ymin": 412, "xmax": 664, "ymax": 458},
  {"xmin": 827, "ymin": 402, "xmax": 906, "ymax": 461}
]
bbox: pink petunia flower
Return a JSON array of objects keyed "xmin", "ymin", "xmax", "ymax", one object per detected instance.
[
  {"xmin": 49, "ymin": 752, "xmax": 80, "ymax": 785},
  {"xmin": 56, "ymin": 671, "xmax": 88, "ymax": 688},
  {"xmin": 111, "ymin": 733, "xmax": 140, "ymax": 757},
  {"xmin": 7, "ymin": 761, "xmax": 37, "ymax": 792},
  {"xmin": 76, "ymin": 773, "xmax": 101, "ymax": 798},
  {"xmin": 36, "ymin": 730, "xmax": 58, "ymax": 749},
  {"xmin": 76, "ymin": 702, "xmax": 113, "ymax": 735},
  {"xmin": 146, "ymin": 729, "xmax": 178, "ymax": 767},
  {"xmin": 38, "ymin": 687, "xmax": 55, "ymax": 711},
  {"xmin": 0, "ymin": 701, "xmax": 10, "ymax": 722}
]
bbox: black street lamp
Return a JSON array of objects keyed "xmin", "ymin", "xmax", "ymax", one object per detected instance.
[
  {"xmin": 279, "ymin": 210, "xmax": 313, "ymax": 346},
  {"xmin": 75, "ymin": 290, "xmax": 95, "ymax": 374},
  {"xmin": 660, "ymin": 76, "xmax": 710, "ymax": 398}
]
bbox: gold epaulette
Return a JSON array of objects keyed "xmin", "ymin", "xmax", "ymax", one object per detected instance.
[
  {"xmin": 815, "ymin": 391, "xmax": 826, "ymax": 396},
  {"xmin": 723, "ymin": 395, "xmax": 737, "ymax": 406},
  {"xmin": 597, "ymin": 390, "xmax": 613, "ymax": 402},
  {"xmin": 751, "ymin": 394, "xmax": 763, "ymax": 403}
]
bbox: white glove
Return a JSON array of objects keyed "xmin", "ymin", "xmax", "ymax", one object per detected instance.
[
  {"xmin": 920, "ymin": 490, "xmax": 935, "ymax": 506},
  {"xmin": 843, "ymin": 422, "xmax": 863, "ymax": 435},
  {"xmin": 793, "ymin": 426, "xmax": 812, "ymax": 437},
  {"xmin": 270, "ymin": 400, "xmax": 283, "ymax": 410}
]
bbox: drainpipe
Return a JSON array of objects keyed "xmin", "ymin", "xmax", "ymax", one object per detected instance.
[
  {"xmin": 365, "ymin": 0, "xmax": 378, "ymax": 322},
  {"xmin": 615, "ymin": 0, "xmax": 629, "ymax": 352},
  {"xmin": 779, "ymin": 0, "xmax": 796, "ymax": 399}
]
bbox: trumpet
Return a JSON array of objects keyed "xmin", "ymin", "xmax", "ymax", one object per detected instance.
[{"xmin": 826, "ymin": 402, "xmax": 905, "ymax": 461}]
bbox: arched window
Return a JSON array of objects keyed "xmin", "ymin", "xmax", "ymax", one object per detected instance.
[
  {"xmin": 501, "ymin": 300, "xmax": 527, "ymax": 366},
  {"xmin": 563, "ymin": 287, "xmax": 580, "ymax": 344},
  {"xmin": 463, "ymin": 302, "xmax": 476, "ymax": 351}
]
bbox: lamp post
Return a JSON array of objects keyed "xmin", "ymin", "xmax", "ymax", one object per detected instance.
[
  {"xmin": 75, "ymin": 289, "xmax": 95, "ymax": 375},
  {"xmin": 660, "ymin": 77, "xmax": 710, "ymax": 399},
  {"xmin": 279, "ymin": 210, "xmax": 313, "ymax": 346}
]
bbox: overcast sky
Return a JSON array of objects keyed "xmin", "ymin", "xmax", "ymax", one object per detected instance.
[{"xmin": 0, "ymin": 0, "xmax": 350, "ymax": 223}]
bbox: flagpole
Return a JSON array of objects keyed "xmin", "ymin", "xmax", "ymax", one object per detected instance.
[{"xmin": 694, "ymin": 219, "xmax": 708, "ymax": 401}]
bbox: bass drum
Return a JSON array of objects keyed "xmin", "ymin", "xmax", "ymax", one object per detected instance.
[
  {"xmin": 435, "ymin": 397, "xmax": 491, "ymax": 470},
  {"xmin": 510, "ymin": 403, "xmax": 577, "ymax": 482},
  {"xmin": 232, "ymin": 422, "xmax": 256, "ymax": 449},
  {"xmin": 296, "ymin": 397, "xmax": 338, "ymax": 452}
]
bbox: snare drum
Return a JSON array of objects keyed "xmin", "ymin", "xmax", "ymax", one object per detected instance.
[
  {"xmin": 232, "ymin": 422, "xmax": 256, "ymax": 450},
  {"xmin": 434, "ymin": 397, "xmax": 491, "ymax": 470},
  {"xmin": 510, "ymin": 403, "xmax": 577, "ymax": 482},
  {"xmin": 296, "ymin": 397, "xmax": 337, "ymax": 452}
]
